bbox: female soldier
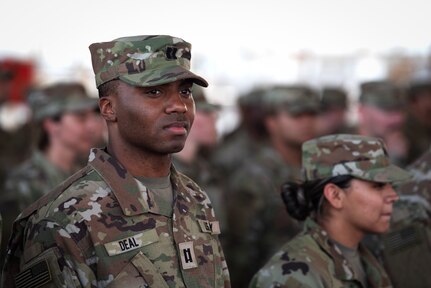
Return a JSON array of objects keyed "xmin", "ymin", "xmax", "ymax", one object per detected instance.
[{"xmin": 250, "ymin": 134, "xmax": 410, "ymax": 288}]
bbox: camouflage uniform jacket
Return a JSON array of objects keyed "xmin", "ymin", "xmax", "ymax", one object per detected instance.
[
  {"xmin": 250, "ymin": 218, "xmax": 392, "ymax": 288},
  {"xmin": 0, "ymin": 150, "xmax": 70, "ymax": 272},
  {"xmin": 226, "ymin": 144, "xmax": 302, "ymax": 287},
  {"xmin": 2, "ymin": 148, "xmax": 230, "ymax": 288},
  {"xmin": 2, "ymin": 150, "xmax": 70, "ymax": 210}
]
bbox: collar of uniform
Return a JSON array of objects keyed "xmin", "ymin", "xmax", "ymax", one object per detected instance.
[
  {"xmin": 305, "ymin": 218, "xmax": 356, "ymax": 281},
  {"xmin": 306, "ymin": 218, "xmax": 391, "ymax": 286},
  {"xmin": 88, "ymin": 148, "xmax": 175, "ymax": 217}
]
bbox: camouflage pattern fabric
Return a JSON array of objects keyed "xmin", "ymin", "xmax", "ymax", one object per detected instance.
[
  {"xmin": 172, "ymin": 154, "xmax": 228, "ymax": 237},
  {"xmin": 2, "ymin": 148, "xmax": 230, "ymax": 288},
  {"xmin": 226, "ymin": 143, "xmax": 302, "ymax": 288},
  {"xmin": 320, "ymin": 87, "xmax": 348, "ymax": 110},
  {"xmin": 261, "ymin": 85, "xmax": 320, "ymax": 115},
  {"xmin": 249, "ymin": 218, "xmax": 393, "ymax": 288},
  {"xmin": 359, "ymin": 81, "xmax": 405, "ymax": 111},
  {"xmin": 89, "ymin": 35, "xmax": 208, "ymax": 88},
  {"xmin": 0, "ymin": 150, "xmax": 70, "ymax": 272},
  {"xmin": 302, "ymin": 134, "xmax": 411, "ymax": 183},
  {"xmin": 28, "ymin": 83, "xmax": 98, "ymax": 121}
]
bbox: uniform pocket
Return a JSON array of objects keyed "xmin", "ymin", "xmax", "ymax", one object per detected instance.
[{"xmin": 107, "ymin": 251, "xmax": 169, "ymax": 288}]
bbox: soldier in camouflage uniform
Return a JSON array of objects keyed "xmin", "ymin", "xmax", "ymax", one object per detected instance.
[
  {"xmin": 403, "ymin": 74, "xmax": 431, "ymax": 165},
  {"xmin": 0, "ymin": 82, "xmax": 99, "ymax": 272},
  {"xmin": 250, "ymin": 134, "xmax": 411, "ymax": 288},
  {"xmin": 1, "ymin": 35, "xmax": 230, "ymax": 288},
  {"xmin": 356, "ymin": 80, "xmax": 409, "ymax": 167},
  {"xmin": 317, "ymin": 86, "xmax": 354, "ymax": 136},
  {"xmin": 210, "ymin": 87, "xmax": 267, "ymax": 178},
  {"xmin": 226, "ymin": 85, "xmax": 319, "ymax": 287},
  {"xmin": 379, "ymin": 147, "xmax": 431, "ymax": 287}
]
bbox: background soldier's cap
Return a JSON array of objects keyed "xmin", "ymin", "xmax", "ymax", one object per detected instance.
[
  {"xmin": 29, "ymin": 82, "xmax": 98, "ymax": 121},
  {"xmin": 407, "ymin": 69, "xmax": 431, "ymax": 99},
  {"xmin": 320, "ymin": 87, "xmax": 348, "ymax": 110},
  {"xmin": 302, "ymin": 134, "xmax": 411, "ymax": 183},
  {"xmin": 89, "ymin": 35, "xmax": 208, "ymax": 88},
  {"xmin": 192, "ymin": 86, "xmax": 220, "ymax": 112},
  {"xmin": 262, "ymin": 85, "xmax": 320, "ymax": 115},
  {"xmin": 359, "ymin": 80, "xmax": 405, "ymax": 110}
]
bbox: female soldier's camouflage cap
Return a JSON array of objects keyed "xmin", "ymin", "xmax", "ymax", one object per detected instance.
[
  {"xmin": 89, "ymin": 35, "xmax": 208, "ymax": 88},
  {"xmin": 301, "ymin": 134, "xmax": 411, "ymax": 183}
]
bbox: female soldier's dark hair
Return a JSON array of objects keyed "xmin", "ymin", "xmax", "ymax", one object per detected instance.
[{"xmin": 281, "ymin": 175, "xmax": 354, "ymax": 221}]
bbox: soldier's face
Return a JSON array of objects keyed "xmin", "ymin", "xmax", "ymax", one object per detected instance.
[
  {"xmin": 339, "ymin": 179, "xmax": 398, "ymax": 236},
  {"xmin": 49, "ymin": 109, "xmax": 100, "ymax": 155},
  {"xmin": 267, "ymin": 110, "xmax": 317, "ymax": 147},
  {"xmin": 187, "ymin": 110, "xmax": 218, "ymax": 147},
  {"xmin": 359, "ymin": 105, "xmax": 405, "ymax": 136},
  {"xmin": 109, "ymin": 80, "xmax": 195, "ymax": 154}
]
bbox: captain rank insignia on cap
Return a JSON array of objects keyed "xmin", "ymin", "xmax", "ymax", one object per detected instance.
[{"xmin": 179, "ymin": 241, "xmax": 198, "ymax": 270}]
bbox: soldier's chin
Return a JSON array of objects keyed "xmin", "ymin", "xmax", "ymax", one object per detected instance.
[{"xmin": 167, "ymin": 143, "xmax": 186, "ymax": 154}]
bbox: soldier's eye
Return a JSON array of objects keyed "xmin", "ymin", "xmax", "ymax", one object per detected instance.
[
  {"xmin": 181, "ymin": 88, "xmax": 192, "ymax": 98},
  {"xmin": 372, "ymin": 182, "xmax": 386, "ymax": 189},
  {"xmin": 145, "ymin": 89, "xmax": 162, "ymax": 97}
]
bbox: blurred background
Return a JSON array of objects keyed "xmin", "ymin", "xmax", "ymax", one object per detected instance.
[{"xmin": 1, "ymin": 0, "xmax": 430, "ymax": 134}]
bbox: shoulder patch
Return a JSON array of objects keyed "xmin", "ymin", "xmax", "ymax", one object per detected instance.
[{"xmin": 15, "ymin": 259, "xmax": 52, "ymax": 288}]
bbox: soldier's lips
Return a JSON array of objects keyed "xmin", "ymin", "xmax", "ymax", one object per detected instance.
[{"xmin": 164, "ymin": 122, "xmax": 188, "ymax": 135}]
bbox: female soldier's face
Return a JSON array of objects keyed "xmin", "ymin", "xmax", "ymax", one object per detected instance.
[
  {"xmin": 111, "ymin": 79, "xmax": 195, "ymax": 154},
  {"xmin": 341, "ymin": 179, "xmax": 399, "ymax": 235}
]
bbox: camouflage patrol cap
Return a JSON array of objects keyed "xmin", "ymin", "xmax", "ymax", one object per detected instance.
[
  {"xmin": 302, "ymin": 134, "xmax": 411, "ymax": 183},
  {"xmin": 262, "ymin": 85, "xmax": 320, "ymax": 115},
  {"xmin": 321, "ymin": 87, "xmax": 348, "ymax": 110},
  {"xmin": 29, "ymin": 82, "xmax": 98, "ymax": 121},
  {"xmin": 89, "ymin": 35, "xmax": 208, "ymax": 88},
  {"xmin": 192, "ymin": 85, "xmax": 220, "ymax": 112},
  {"xmin": 359, "ymin": 80, "xmax": 405, "ymax": 110}
]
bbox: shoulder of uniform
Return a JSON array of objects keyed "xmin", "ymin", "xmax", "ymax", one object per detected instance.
[{"xmin": 18, "ymin": 165, "xmax": 96, "ymax": 221}]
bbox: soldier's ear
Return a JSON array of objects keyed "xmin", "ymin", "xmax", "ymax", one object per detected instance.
[
  {"xmin": 99, "ymin": 97, "xmax": 117, "ymax": 122},
  {"xmin": 323, "ymin": 183, "xmax": 344, "ymax": 210}
]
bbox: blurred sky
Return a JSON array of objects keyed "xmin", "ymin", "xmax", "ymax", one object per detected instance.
[{"xmin": 1, "ymin": 0, "xmax": 430, "ymax": 97}]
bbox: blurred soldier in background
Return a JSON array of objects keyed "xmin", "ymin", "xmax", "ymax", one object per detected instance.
[
  {"xmin": 226, "ymin": 85, "xmax": 319, "ymax": 287},
  {"xmin": 376, "ymin": 146, "xmax": 431, "ymax": 287},
  {"xmin": 0, "ymin": 59, "xmax": 34, "ymax": 188},
  {"xmin": 316, "ymin": 86, "xmax": 353, "ymax": 136},
  {"xmin": 0, "ymin": 82, "xmax": 99, "ymax": 271},
  {"xmin": 403, "ymin": 72, "xmax": 431, "ymax": 165},
  {"xmin": 211, "ymin": 87, "xmax": 267, "ymax": 177},
  {"xmin": 356, "ymin": 80, "xmax": 409, "ymax": 167},
  {"xmin": 173, "ymin": 86, "xmax": 228, "ymax": 238}
]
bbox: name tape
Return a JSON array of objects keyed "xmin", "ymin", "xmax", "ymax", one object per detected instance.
[{"xmin": 104, "ymin": 229, "xmax": 159, "ymax": 256}]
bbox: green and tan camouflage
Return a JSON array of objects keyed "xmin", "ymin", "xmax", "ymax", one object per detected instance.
[
  {"xmin": 0, "ymin": 150, "xmax": 70, "ymax": 271},
  {"xmin": 249, "ymin": 218, "xmax": 392, "ymax": 288},
  {"xmin": 225, "ymin": 144, "xmax": 302, "ymax": 287},
  {"xmin": 89, "ymin": 35, "xmax": 208, "ymax": 88},
  {"xmin": 1, "ymin": 148, "xmax": 230, "ymax": 287},
  {"xmin": 261, "ymin": 85, "xmax": 320, "ymax": 115},
  {"xmin": 29, "ymin": 82, "xmax": 98, "ymax": 121},
  {"xmin": 302, "ymin": 134, "xmax": 411, "ymax": 183},
  {"xmin": 359, "ymin": 80, "xmax": 405, "ymax": 111}
]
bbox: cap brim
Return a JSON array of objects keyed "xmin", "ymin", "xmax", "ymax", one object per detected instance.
[
  {"xmin": 119, "ymin": 65, "xmax": 208, "ymax": 88},
  {"xmin": 66, "ymin": 98, "xmax": 99, "ymax": 113},
  {"xmin": 355, "ymin": 164, "xmax": 412, "ymax": 184}
]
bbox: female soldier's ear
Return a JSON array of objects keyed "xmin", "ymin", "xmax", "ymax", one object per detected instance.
[
  {"xmin": 99, "ymin": 97, "xmax": 117, "ymax": 122},
  {"xmin": 323, "ymin": 183, "xmax": 344, "ymax": 210}
]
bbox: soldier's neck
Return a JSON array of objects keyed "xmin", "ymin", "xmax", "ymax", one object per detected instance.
[
  {"xmin": 44, "ymin": 144, "xmax": 75, "ymax": 173},
  {"xmin": 106, "ymin": 142, "xmax": 171, "ymax": 178}
]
